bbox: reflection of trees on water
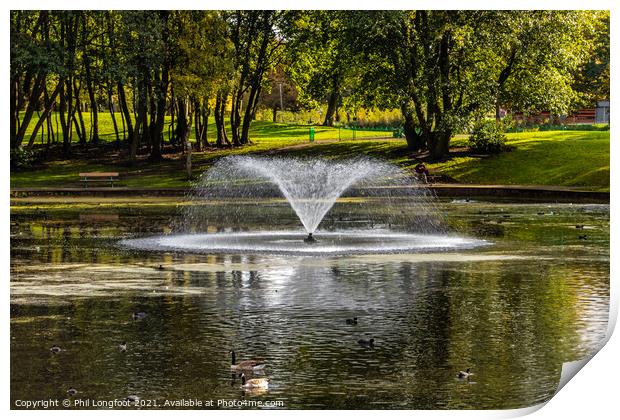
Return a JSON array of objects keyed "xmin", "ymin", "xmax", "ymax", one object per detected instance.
[{"xmin": 10, "ymin": 205, "xmax": 610, "ymax": 409}]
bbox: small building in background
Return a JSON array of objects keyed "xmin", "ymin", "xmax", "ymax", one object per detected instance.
[
  {"xmin": 595, "ymin": 101, "xmax": 610, "ymax": 124},
  {"xmin": 510, "ymin": 100, "xmax": 610, "ymax": 126}
]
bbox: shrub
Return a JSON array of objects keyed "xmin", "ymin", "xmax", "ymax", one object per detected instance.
[
  {"xmin": 10, "ymin": 147, "xmax": 37, "ymax": 170},
  {"xmin": 468, "ymin": 120, "xmax": 507, "ymax": 154}
]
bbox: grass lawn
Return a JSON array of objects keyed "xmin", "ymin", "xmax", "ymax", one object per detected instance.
[
  {"xmin": 11, "ymin": 113, "xmax": 393, "ymax": 189},
  {"xmin": 430, "ymin": 130, "xmax": 610, "ymax": 192},
  {"xmin": 266, "ymin": 130, "xmax": 610, "ymax": 192},
  {"xmin": 12, "ymin": 113, "xmax": 609, "ymax": 191}
]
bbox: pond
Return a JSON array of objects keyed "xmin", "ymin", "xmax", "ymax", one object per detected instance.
[{"xmin": 10, "ymin": 199, "xmax": 609, "ymax": 409}]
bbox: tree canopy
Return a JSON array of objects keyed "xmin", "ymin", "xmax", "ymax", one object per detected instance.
[{"xmin": 10, "ymin": 10, "xmax": 609, "ymax": 161}]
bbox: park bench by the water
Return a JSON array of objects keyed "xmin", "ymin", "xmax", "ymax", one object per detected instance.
[{"xmin": 79, "ymin": 172, "xmax": 119, "ymax": 188}]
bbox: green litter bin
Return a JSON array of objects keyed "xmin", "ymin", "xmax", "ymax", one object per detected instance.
[
  {"xmin": 392, "ymin": 128, "xmax": 404, "ymax": 138},
  {"xmin": 309, "ymin": 127, "xmax": 315, "ymax": 142}
]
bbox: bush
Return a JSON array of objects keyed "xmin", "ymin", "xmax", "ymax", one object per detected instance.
[
  {"xmin": 468, "ymin": 120, "xmax": 507, "ymax": 154},
  {"xmin": 10, "ymin": 147, "xmax": 37, "ymax": 170}
]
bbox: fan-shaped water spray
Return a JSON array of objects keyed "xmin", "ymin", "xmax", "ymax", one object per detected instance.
[
  {"xmin": 121, "ymin": 156, "xmax": 487, "ymax": 255},
  {"xmin": 184, "ymin": 156, "xmax": 442, "ymax": 235},
  {"xmin": 229, "ymin": 157, "xmax": 395, "ymax": 233}
]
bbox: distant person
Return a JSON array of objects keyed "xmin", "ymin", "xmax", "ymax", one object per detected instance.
[{"xmin": 414, "ymin": 163, "xmax": 429, "ymax": 183}]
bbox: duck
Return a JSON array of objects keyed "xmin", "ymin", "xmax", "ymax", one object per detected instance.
[
  {"xmin": 346, "ymin": 317, "xmax": 358, "ymax": 325},
  {"xmin": 157, "ymin": 264, "xmax": 165, "ymax": 270},
  {"xmin": 240, "ymin": 373, "xmax": 269, "ymax": 389},
  {"xmin": 118, "ymin": 342, "xmax": 127, "ymax": 352},
  {"xmin": 358, "ymin": 338, "xmax": 375, "ymax": 348},
  {"xmin": 50, "ymin": 344, "xmax": 62, "ymax": 353},
  {"xmin": 126, "ymin": 395, "xmax": 140, "ymax": 403},
  {"xmin": 578, "ymin": 234, "xmax": 588, "ymax": 240},
  {"xmin": 457, "ymin": 368, "xmax": 474, "ymax": 379},
  {"xmin": 575, "ymin": 224, "xmax": 585, "ymax": 229},
  {"xmin": 230, "ymin": 350, "xmax": 266, "ymax": 371},
  {"xmin": 132, "ymin": 312, "xmax": 147, "ymax": 320},
  {"xmin": 67, "ymin": 387, "xmax": 78, "ymax": 396}
]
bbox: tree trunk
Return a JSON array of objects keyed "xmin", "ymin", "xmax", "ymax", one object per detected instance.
[
  {"xmin": 118, "ymin": 82, "xmax": 133, "ymax": 142},
  {"xmin": 27, "ymin": 82, "xmax": 61, "ymax": 148},
  {"xmin": 402, "ymin": 110, "xmax": 424, "ymax": 152},
  {"xmin": 177, "ymin": 98, "xmax": 193, "ymax": 178},
  {"xmin": 201, "ymin": 103, "xmax": 210, "ymax": 149},
  {"xmin": 150, "ymin": 67, "xmax": 168, "ymax": 160},
  {"xmin": 272, "ymin": 106, "xmax": 278, "ymax": 123},
  {"xmin": 107, "ymin": 86, "xmax": 120, "ymax": 145},
  {"xmin": 129, "ymin": 78, "xmax": 147, "ymax": 162},
  {"xmin": 73, "ymin": 107, "xmax": 85, "ymax": 146},
  {"xmin": 428, "ymin": 130, "xmax": 451, "ymax": 160},
  {"xmin": 194, "ymin": 99, "xmax": 202, "ymax": 152},
  {"xmin": 215, "ymin": 91, "xmax": 230, "ymax": 147},
  {"xmin": 75, "ymin": 95, "xmax": 87, "ymax": 146},
  {"xmin": 230, "ymin": 88, "xmax": 243, "ymax": 146},
  {"xmin": 84, "ymin": 54, "xmax": 99, "ymax": 143},
  {"xmin": 10, "ymin": 74, "xmax": 19, "ymax": 149},
  {"xmin": 240, "ymin": 82, "xmax": 261, "ymax": 144},
  {"xmin": 59, "ymin": 78, "xmax": 74, "ymax": 155},
  {"xmin": 323, "ymin": 88, "xmax": 339, "ymax": 127},
  {"xmin": 13, "ymin": 72, "xmax": 46, "ymax": 149}
]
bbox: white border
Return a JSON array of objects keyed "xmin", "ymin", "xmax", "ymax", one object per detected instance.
[{"xmin": 2, "ymin": 1, "xmax": 617, "ymax": 419}]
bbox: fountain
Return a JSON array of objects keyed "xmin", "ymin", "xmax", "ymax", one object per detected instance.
[{"xmin": 120, "ymin": 156, "xmax": 487, "ymax": 255}]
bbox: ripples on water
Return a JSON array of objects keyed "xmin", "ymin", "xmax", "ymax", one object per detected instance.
[{"xmin": 10, "ymin": 201, "xmax": 609, "ymax": 409}]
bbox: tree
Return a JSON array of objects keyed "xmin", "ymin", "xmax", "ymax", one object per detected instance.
[
  {"xmin": 573, "ymin": 11, "xmax": 609, "ymax": 105},
  {"xmin": 169, "ymin": 11, "xmax": 232, "ymax": 175},
  {"xmin": 226, "ymin": 11, "xmax": 287, "ymax": 145},
  {"xmin": 10, "ymin": 11, "xmax": 64, "ymax": 150},
  {"xmin": 118, "ymin": 11, "xmax": 170, "ymax": 162},
  {"xmin": 349, "ymin": 10, "xmax": 597, "ymax": 158},
  {"xmin": 490, "ymin": 11, "xmax": 599, "ymax": 119},
  {"xmin": 258, "ymin": 66, "xmax": 299, "ymax": 122}
]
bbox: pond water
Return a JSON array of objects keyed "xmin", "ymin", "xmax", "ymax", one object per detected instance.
[{"xmin": 10, "ymin": 199, "xmax": 609, "ymax": 409}]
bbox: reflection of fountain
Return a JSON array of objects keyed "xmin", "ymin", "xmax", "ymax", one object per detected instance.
[{"xmin": 122, "ymin": 156, "xmax": 486, "ymax": 255}]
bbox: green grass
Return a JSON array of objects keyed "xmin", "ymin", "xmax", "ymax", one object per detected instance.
[
  {"xmin": 12, "ymin": 113, "xmax": 393, "ymax": 189},
  {"xmin": 430, "ymin": 131, "xmax": 610, "ymax": 191},
  {"xmin": 12, "ymin": 113, "xmax": 610, "ymax": 192},
  {"xmin": 19, "ymin": 112, "xmax": 393, "ymax": 146},
  {"xmin": 263, "ymin": 130, "xmax": 610, "ymax": 192}
]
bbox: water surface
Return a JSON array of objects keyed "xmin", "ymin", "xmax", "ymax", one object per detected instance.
[{"xmin": 10, "ymin": 199, "xmax": 609, "ymax": 409}]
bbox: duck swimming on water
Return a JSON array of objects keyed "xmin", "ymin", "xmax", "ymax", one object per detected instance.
[
  {"xmin": 457, "ymin": 368, "xmax": 474, "ymax": 379},
  {"xmin": 132, "ymin": 312, "xmax": 147, "ymax": 320},
  {"xmin": 358, "ymin": 338, "xmax": 375, "ymax": 348},
  {"xmin": 240, "ymin": 373, "xmax": 269, "ymax": 389},
  {"xmin": 230, "ymin": 350, "xmax": 266, "ymax": 371}
]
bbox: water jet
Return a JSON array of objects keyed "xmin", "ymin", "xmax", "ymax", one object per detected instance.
[{"xmin": 122, "ymin": 156, "xmax": 487, "ymax": 255}]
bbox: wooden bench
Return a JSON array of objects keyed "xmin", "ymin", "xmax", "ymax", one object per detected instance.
[{"xmin": 79, "ymin": 172, "xmax": 119, "ymax": 188}]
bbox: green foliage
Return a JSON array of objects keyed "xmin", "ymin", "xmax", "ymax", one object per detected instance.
[
  {"xmin": 10, "ymin": 147, "xmax": 37, "ymax": 171},
  {"xmin": 170, "ymin": 11, "xmax": 231, "ymax": 98},
  {"xmin": 468, "ymin": 120, "xmax": 507, "ymax": 154},
  {"xmin": 572, "ymin": 11, "xmax": 610, "ymax": 105}
]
